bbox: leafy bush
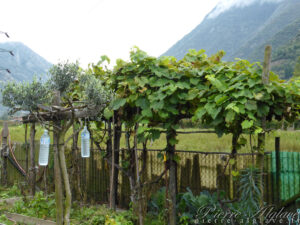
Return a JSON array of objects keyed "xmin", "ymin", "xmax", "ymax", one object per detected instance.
[
  {"xmin": 0, "ymin": 214, "xmax": 14, "ymax": 225},
  {"xmin": 48, "ymin": 61, "xmax": 80, "ymax": 95},
  {"xmin": 177, "ymin": 189, "xmax": 225, "ymax": 225},
  {"xmin": 71, "ymin": 205, "xmax": 136, "ymax": 225},
  {"xmin": 147, "ymin": 187, "xmax": 167, "ymax": 224},
  {"xmin": 2, "ymin": 78, "xmax": 50, "ymax": 114},
  {"xmin": 0, "ymin": 184, "xmax": 21, "ymax": 199},
  {"xmin": 147, "ymin": 166, "xmax": 262, "ymax": 225},
  {"xmin": 11, "ymin": 191, "xmax": 56, "ymax": 219}
]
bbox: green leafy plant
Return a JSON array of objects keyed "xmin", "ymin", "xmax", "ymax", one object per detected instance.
[
  {"xmin": 147, "ymin": 187, "xmax": 167, "ymax": 224},
  {"xmin": 11, "ymin": 191, "xmax": 56, "ymax": 219},
  {"xmin": 71, "ymin": 205, "xmax": 136, "ymax": 225},
  {"xmin": 0, "ymin": 184, "xmax": 21, "ymax": 199},
  {"xmin": 233, "ymin": 167, "xmax": 262, "ymax": 220},
  {"xmin": 0, "ymin": 214, "xmax": 14, "ymax": 225},
  {"xmin": 47, "ymin": 61, "xmax": 80, "ymax": 95},
  {"xmin": 177, "ymin": 189, "xmax": 225, "ymax": 225},
  {"xmin": 2, "ymin": 78, "xmax": 50, "ymax": 114}
]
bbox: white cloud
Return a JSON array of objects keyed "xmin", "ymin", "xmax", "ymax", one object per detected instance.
[{"xmin": 208, "ymin": 0, "xmax": 284, "ymax": 19}]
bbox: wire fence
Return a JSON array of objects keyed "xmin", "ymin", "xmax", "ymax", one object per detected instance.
[{"xmin": 6, "ymin": 142, "xmax": 275, "ymax": 208}]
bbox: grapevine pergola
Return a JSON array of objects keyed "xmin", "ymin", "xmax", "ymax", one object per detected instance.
[{"xmin": 95, "ymin": 46, "xmax": 300, "ymax": 225}]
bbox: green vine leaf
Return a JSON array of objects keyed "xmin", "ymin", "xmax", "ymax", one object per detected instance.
[
  {"xmin": 111, "ymin": 98, "xmax": 126, "ymax": 110},
  {"xmin": 241, "ymin": 120, "xmax": 254, "ymax": 129}
]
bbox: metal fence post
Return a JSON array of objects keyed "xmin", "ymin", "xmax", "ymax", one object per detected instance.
[{"xmin": 275, "ymin": 137, "xmax": 281, "ymax": 205}]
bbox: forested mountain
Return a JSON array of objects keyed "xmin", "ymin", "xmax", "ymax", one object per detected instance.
[
  {"xmin": 163, "ymin": 0, "xmax": 300, "ymax": 79},
  {"xmin": 0, "ymin": 42, "xmax": 51, "ymax": 83}
]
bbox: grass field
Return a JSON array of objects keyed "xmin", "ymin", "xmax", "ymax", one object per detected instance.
[{"xmin": 3, "ymin": 124, "xmax": 300, "ymax": 153}]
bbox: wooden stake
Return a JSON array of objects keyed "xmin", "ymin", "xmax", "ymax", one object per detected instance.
[
  {"xmin": 29, "ymin": 122, "xmax": 36, "ymax": 195},
  {"xmin": 53, "ymin": 91, "xmax": 64, "ymax": 225},
  {"xmin": 134, "ymin": 123, "xmax": 144, "ymax": 225},
  {"xmin": 109, "ymin": 114, "xmax": 116, "ymax": 210},
  {"xmin": 25, "ymin": 124, "xmax": 28, "ymax": 174},
  {"xmin": 1, "ymin": 122, "xmax": 9, "ymax": 186},
  {"xmin": 257, "ymin": 45, "xmax": 271, "ymax": 225}
]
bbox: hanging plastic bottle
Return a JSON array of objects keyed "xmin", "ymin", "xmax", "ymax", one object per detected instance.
[
  {"xmin": 81, "ymin": 126, "xmax": 90, "ymax": 158},
  {"xmin": 39, "ymin": 130, "xmax": 50, "ymax": 166}
]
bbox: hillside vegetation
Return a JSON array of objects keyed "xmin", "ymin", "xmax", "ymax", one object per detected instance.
[{"xmin": 163, "ymin": 0, "xmax": 300, "ymax": 79}]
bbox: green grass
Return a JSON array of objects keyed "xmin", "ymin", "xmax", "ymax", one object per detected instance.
[
  {"xmin": 120, "ymin": 129, "xmax": 300, "ymax": 152},
  {"xmin": 4, "ymin": 124, "xmax": 300, "ymax": 153}
]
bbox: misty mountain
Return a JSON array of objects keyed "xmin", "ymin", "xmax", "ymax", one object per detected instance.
[
  {"xmin": 163, "ymin": 0, "xmax": 300, "ymax": 79},
  {"xmin": 0, "ymin": 42, "xmax": 51, "ymax": 83}
]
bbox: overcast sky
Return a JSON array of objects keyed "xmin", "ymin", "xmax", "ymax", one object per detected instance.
[{"xmin": 0, "ymin": 0, "xmax": 219, "ymax": 67}]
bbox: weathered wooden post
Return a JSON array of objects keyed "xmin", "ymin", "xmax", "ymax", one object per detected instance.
[
  {"xmin": 25, "ymin": 124, "xmax": 29, "ymax": 174},
  {"xmin": 257, "ymin": 45, "xmax": 271, "ymax": 225},
  {"xmin": 29, "ymin": 122, "xmax": 36, "ymax": 195},
  {"xmin": 166, "ymin": 128, "xmax": 177, "ymax": 225},
  {"xmin": 134, "ymin": 123, "xmax": 144, "ymax": 225},
  {"xmin": 275, "ymin": 137, "xmax": 281, "ymax": 205},
  {"xmin": 109, "ymin": 112, "xmax": 122, "ymax": 210},
  {"xmin": 53, "ymin": 91, "xmax": 64, "ymax": 225},
  {"xmin": 109, "ymin": 114, "xmax": 116, "ymax": 210},
  {"xmin": 1, "ymin": 122, "xmax": 9, "ymax": 186}
]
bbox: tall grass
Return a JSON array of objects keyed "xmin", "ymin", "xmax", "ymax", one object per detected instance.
[{"xmin": 3, "ymin": 124, "xmax": 300, "ymax": 153}]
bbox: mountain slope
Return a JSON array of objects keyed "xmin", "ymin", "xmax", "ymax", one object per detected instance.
[
  {"xmin": 235, "ymin": 0, "xmax": 300, "ymax": 61},
  {"xmin": 271, "ymin": 28, "xmax": 300, "ymax": 76},
  {"xmin": 163, "ymin": 0, "xmax": 300, "ymax": 79},
  {"xmin": 0, "ymin": 42, "xmax": 51, "ymax": 82}
]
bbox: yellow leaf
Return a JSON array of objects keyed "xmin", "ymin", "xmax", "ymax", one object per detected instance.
[
  {"xmin": 139, "ymin": 87, "xmax": 147, "ymax": 93},
  {"xmin": 232, "ymin": 170, "xmax": 239, "ymax": 177}
]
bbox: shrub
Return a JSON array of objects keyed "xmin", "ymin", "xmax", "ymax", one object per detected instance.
[
  {"xmin": 11, "ymin": 191, "xmax": 56, "ymax": 219},
  {"xmin": 0, "ymin": 184, "xmax": 21, "ymax": 199}
]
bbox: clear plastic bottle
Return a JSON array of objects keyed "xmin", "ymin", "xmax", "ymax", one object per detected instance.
[
  {"xmin": 39, "ymin": 130, "xmax": 50, "ymax": 166},
  {"xmin": 81, "ymin": 126, "xmax": 90, "ymax": 158}
]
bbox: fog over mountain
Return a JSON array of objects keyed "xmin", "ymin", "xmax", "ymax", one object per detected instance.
[
  {"xmin": 208, "ymin": 0, "xmax": 284, "ymax": 18},
  {"xmin": 163, "ymin": 0, "xmax": 300, "ymax": 79}
]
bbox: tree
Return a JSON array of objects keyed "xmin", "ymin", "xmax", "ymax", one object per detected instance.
[
  {"xmin": 2, "ymin": 61, "xmax": 110, "ymax": 225},
  {"xmin": 2, "ymin": 78, "xmax": 50, "ymax": 194}
]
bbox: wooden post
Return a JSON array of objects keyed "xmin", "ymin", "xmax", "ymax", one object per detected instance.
[
  {"xmin": 257, "ymin": 45, "xmax": 271, "ymax": 225},
  {"xmin": 109, "ymin": 114, "xmax": 116, "ymax": 210},
  {"xmin": 134, "ymin": 123, "xmax": 144, "ymax": 225},
  {"xmin": 230, "ymin": 131, "xmax": 240, "ymax": 199},
  {"xmin": 25, "ymin": 124, "xmax": 28, "ymax": 174},
  {"xmin": 29, "ymin": 122, "xmax": 36, "ymax": 195},
  {"xmin": 72, "ymin": 122, "xmax": 81, "ymax": 201},
  {"xmin": 109, "ymin": 113, "xmax": 121, "ymax": 210},
  {"xmin": 166, "ymin": 128, "xmax": 177, "ymax": 225},
  {"xmin": 53, "ymin": 91, "xmax": 64, "ymax": 225},
  {"xmin": 1, "ymin": 122, "xmax": 9, "ymax": 186},
  {"xmin": 275, "ymin": 137, "xmax": 281, "ymax": 205}
]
